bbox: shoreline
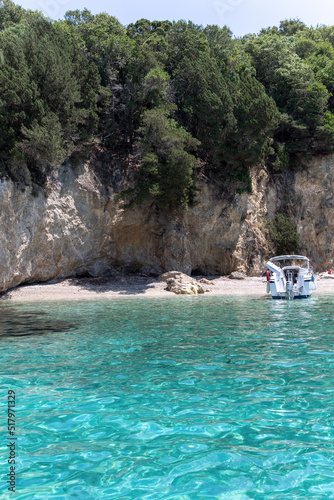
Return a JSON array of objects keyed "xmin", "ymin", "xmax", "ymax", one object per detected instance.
[{"xmin": 1, "ymin": 275, "xmax": 334, "ymax": 303}]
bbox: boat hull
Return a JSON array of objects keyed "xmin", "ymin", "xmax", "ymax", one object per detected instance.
[
  {"xmin": 268, "ymin": 278, "xmax": 315, "ymax": 299},
  {"xmin": 271, "ymin": 295, "xmax": 311, "ymax": 300}
]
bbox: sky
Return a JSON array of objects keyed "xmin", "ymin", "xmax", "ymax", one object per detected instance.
[{"xmin": 15, "ymin": 0, "xmax": 334, "ymax": 37}]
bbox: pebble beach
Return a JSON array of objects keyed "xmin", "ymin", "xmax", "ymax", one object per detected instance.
[{"xmin": 1, "ymin": 274, "xmax": 334, "ymax": 302}]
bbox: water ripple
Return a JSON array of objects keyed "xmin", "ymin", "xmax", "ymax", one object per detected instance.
[{"xmin": 1, "ymin": 296, "xmax": 334, "ymax": 498}]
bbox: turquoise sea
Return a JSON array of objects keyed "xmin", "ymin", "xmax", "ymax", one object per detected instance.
[{"xmin": 1, "ymin": 296, "xmax": 334, "ymax": 499}]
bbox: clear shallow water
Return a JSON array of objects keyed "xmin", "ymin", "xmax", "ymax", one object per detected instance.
[{"xmin": 1, "ymin": 296, "xmax": 334, "ymax": 499}]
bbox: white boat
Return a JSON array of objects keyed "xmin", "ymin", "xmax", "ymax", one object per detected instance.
[{"xmin": 265, "ymin": 255, "xmax": 316, "ymax": 300}]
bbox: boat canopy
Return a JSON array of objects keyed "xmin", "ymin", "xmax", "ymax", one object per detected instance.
[{"xmin": 269, "ymin": 255, "xmax": 309, "ymax": 262}]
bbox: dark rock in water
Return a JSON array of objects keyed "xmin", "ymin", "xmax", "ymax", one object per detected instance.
[{"xmin": 0, "ymin": 307, "xmax": 77, "ymax": 337}]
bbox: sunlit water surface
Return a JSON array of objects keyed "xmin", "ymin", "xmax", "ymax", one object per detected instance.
[{"xmin": 1, "ymin": 296, "xmax": 334, "ymax": 499}]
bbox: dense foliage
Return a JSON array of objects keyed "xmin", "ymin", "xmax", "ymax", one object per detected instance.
[
  {"xmin": 268, "ymin": 213, "xmax": 301, "ymax": 255},
  {"xmin": 1, "ymin": 2, "xmax": 334, "ymax": 208}
]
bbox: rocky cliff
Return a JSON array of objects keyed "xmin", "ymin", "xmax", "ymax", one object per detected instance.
[{"xmin": 1, "ymin": 155, "xmax": 333, "ymax": 293}]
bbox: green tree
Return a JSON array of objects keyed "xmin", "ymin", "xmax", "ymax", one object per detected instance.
[
  {"xmin": 278, "ymin": 18, "xmax": 307, "ymax": 36},
  {"xmin": 246, "ymin": 31, "xmax": 334, "ymax": 157},
  {"xmin": 268, "ymin": 213, "xmax": 300, "ymax": 254},
  {"xmin": 224, "ymin": 73, "xmax": 279, "ymax": 167},
  {"xmin": 19, "ymin": 114, "xmax": 67, "ymax": 165},
  {"xmin": 136, "ymin": 108, "xmax": 200, "ymax": 209},
  {"xmin": 140, "ymin": 66, "xmax": 171, "ymax": 109},
  {"xmin": 0, "ymin": 0, "xmax": 25, "ymax": 30},
  {"xmin": 0, "ymin": 15, "xmax": 99, "ymax": 167},
  {"xmin": 173, "ymin": 51, "xmax": 236, "ymax": 163}
]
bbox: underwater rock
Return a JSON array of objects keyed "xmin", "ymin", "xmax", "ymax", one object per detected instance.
[{"xmin": 0, "ymin": 307, "xmax": 77, "ymax": 337}]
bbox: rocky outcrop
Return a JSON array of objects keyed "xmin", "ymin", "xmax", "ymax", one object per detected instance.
[
  {"xmin": 1, "ymin": 154, "xmax": 334, "ymax": 293},
  {"xmin": 200, "ymin": 278, "xmax": 215, "ymax": 285},
  {"xmin": 160, "ymin": 271, "xmax": 205, "ymax": 295},
  {"xmin": 228, "ymin": 271, "xmax": 247, "ymax": 280}
]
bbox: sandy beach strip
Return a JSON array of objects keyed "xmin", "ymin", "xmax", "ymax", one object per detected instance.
[{"xmin": 1, "ymin": 275, "xmax": 334, "ymax": 302}]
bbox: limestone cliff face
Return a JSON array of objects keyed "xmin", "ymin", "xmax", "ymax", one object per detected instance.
[
  {"xmin": 294, "ymin": 156, "xmax": 334, "ymax": 272},
  {"xmin": 260, "ymin": 155, "xmax": 334, "ymax": 273},
  {"xmin": 0, "ymin": 155, "xmax": 333, "ymax": 292}
]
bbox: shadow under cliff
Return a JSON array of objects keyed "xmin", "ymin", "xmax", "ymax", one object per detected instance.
[{"xmin": 65, "ymin": 276, "xmax": 165, "ymax": 296}]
